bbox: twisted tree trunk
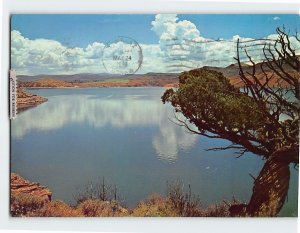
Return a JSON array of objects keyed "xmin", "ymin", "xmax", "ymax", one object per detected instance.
[{"xmin": 230, "ymin": 147, "xmax": 298, "ymax": 217}]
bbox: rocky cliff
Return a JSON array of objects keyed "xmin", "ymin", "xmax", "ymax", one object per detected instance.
[{"xmin": 11, "ymin": 173, "xmax": 52, "ymax": 201}]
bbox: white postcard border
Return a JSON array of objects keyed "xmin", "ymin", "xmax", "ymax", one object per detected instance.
[{"xmin": 0, "ymin": 0, "xmax": 299, "ymax": 233}]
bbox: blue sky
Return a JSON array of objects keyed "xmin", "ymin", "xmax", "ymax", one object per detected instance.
[
  {"xmin": 11, "ymin": 14, "xmax": 300, "ymax": 47},
  {"xmin": 11, "ymin": 14, "xmax": 300, "ymax": 75}
]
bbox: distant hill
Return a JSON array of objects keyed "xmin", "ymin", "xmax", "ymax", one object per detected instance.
[
  {"xmin": 18, "ymin": 73, "xmax": 181, "ymax": 88},
  {"xmin": 18, "ymin": 72, "xmax": 179, "ymax": 82},
  {"xmin": 18, "ymin": 58, "xmax": 298, "ymax": 88},
  {"xmin": 18, "ymin": 73, "xmax": 119, "ymax": 82},
  {"xmin": 19, "ymin": 78, "xmax": 73, "ymax": 88}
]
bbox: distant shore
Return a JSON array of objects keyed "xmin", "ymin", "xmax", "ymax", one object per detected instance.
[
  {"xmin": 16, "ymin": 65, "xmax": 295, "ymax": 113},
  {"xmin": 19, "ymin": 78, "xmax": 178, "ymax": 89}
]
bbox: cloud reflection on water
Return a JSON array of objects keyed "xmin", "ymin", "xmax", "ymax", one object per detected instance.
[{"xmin": 12, "ymin": 92, "xmax": 197, "ymax": 162}]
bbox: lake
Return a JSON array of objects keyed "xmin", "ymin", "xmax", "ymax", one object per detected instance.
[{"xmin": 11, "ymin": 87, "xmax": 298, "ymax": 216}]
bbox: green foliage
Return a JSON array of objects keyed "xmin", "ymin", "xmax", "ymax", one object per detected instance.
[
  {"xmin": 162, "ymin": 68, "xmax": 266, "ymax": 136},
  {"xmin": 162, "ymin": 68, "xmax": 267, "ymax": 133}
]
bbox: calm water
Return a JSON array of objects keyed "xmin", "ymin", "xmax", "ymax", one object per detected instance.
[{"xmin": 11, "ymin": 88, "xmax": 298, "ymax": 216}]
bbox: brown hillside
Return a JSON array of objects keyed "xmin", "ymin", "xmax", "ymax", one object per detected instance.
[
  {"xmin": 19, "ymin": 78, "xmax": 73, "ymax": 88},
  {"xmin": 229, "ymin": 70, "xmax": 300, "ymax": 88}
]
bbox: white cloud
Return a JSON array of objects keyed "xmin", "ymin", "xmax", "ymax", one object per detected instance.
[
  {"xmin": 151, "ymin": 14, "xmax": 202, "ymax": 46},
  {"xmin": 11, "ymin": 30, "xmax": 166, "ymax": 75},
  {"xmin": 11, "ymin": 30, "xmax": 105, "ymax": 75},
  {"xmin": 151, "ymin": 14, "xmax": 247, "ymax": 70},
  {"xmin": 138, "ymin": 44, "xmax": 166, "ymax": 73},
  {"xmin": 273, "ymin": 16, "xmax": 280, "ymax": 21},
  {"xmin": 151, "ymin": 14, "xmax": 300, "ymax": 70},
  {"xmin": 11, "ymin": 15, "xmax": 300, "ymax": 75}
]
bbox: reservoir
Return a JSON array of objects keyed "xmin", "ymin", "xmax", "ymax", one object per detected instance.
[{"xmin": 11, "ymin": 87, "xmax": 298, "ymax": 216}]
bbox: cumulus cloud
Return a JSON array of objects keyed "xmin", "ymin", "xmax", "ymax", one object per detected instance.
[
  {"xmin": 11, "ymin": 15, "xmax": 300, "ymax": 75},
  {"xmin": 11, "ymin": 30, "xmax": 166, "ymax": 75},
  {"xmin": 151, "ymin": 14, "xmax": 252, "ymax": 69},
  {"xmin": 151, "ymin": 14, "xmax": 300, "ymax": 71},
  {"xmin": 11, "ymin": 30, "xmax": 105, "ymax": 75},
  {"xmin": 151, "ymin": 14, "xmax": 203, "ymax": 46}
]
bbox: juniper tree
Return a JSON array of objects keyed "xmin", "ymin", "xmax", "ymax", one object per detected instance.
[{"xmin": 162, "ymin": 27, "xmax": 299, "ymax": 216}]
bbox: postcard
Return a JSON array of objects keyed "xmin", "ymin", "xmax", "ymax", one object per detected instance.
[{"xmin": 10, "ymin": 14, "xmax": 299, "ymax": 217}]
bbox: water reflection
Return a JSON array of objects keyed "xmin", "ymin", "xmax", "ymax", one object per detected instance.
[
  {"xmin": 153, "ymin": 123, "xmax": 197, "ymax": 162},
  {"xmin": 12, "ymin": 91, "xmax": 197, "ymax": 162}
]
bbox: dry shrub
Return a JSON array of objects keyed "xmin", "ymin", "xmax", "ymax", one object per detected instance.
[
  {"xmin": 32, "ymin": 200, "xmax": 82, "ymax": 217},
  {"xmin": 202, "ymin": 202, "xmax": 230, "ymax": 217},
  {"xmin": 11, "ymin": 193, "xmax": 47, "ymax": 217},
  {"xmin": 10, "ymin": 178, "xmax": 238, "ymax": 217},
  {"xmin": 167, "ymin": 181, "xmax": 202, "ymax": 217},
  {"xmin": 77, "ymin": 199, "xmax": 128, "ymax": 217},
  {"xmin": 132, "ymin": 193, "xmax": 177, "ymax": 217},
  {"xmin": 73, "ymin": 177, "xmax": 122, "ymax": 205}
]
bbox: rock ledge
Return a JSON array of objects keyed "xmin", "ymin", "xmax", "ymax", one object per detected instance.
[{"xmin": 11, "ymin": 173, "xmax": 52, "ymax": 201}]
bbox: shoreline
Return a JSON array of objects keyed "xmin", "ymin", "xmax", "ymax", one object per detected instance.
[
  {"xmin": 10, "ymin": 173, "xmax": 231, "ymax": 217},
  {"xmin": 17, "ymin": 89, "xmax": 48, "ymax": 112},
  {"xmin": 25, "ymin": 85, "xmax": 173, "ymax": 89}
]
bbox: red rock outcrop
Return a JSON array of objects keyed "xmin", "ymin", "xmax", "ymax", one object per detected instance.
[
  {"xmin": 11, "ymin": 173, "xmax": 52, "ymax": 202},
  {"xmin": 17, "ymin": 89, "xmax": 48, "ymax": 111}
]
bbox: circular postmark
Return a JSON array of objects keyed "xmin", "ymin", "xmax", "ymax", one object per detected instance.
[{"xmin": 102, "ymin": 36, "xmax": 143, "ymax": 75}]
